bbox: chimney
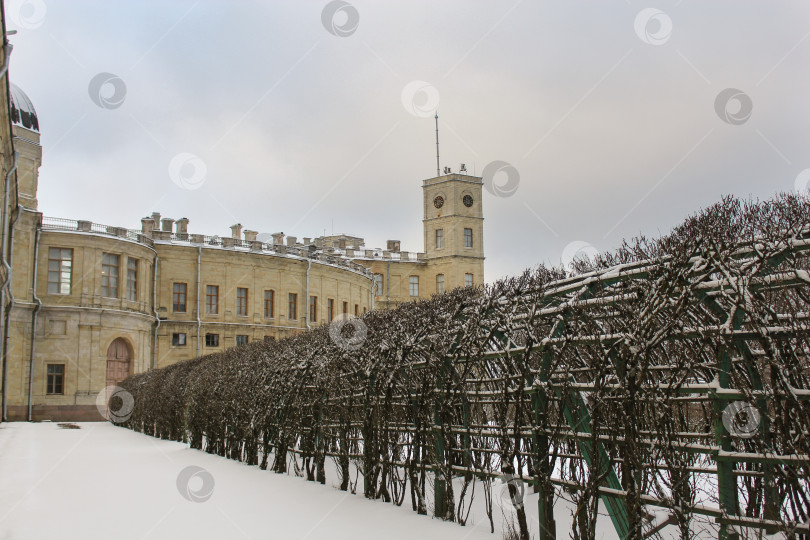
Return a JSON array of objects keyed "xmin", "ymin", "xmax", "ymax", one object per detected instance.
[
  {"xmin": 141, "ymin": 217, "xmax": 155, "ymax": 237},
  {"xmin": 244, "ymin": 230, "xmax": 258, "ymax": 242},
  {"xmin": 271, "ymin": 232, "xmax": 285, "ymax": 245},
  {"xmin": 151, "ymin": 212, "xmax": 161, "ymax": 227},
  {"xmin": 386, "ymin": 240, "xmax": 401, "ymax": 252},
  {"xmin": 176, "ymin": 217, "xmax": 189, "ymax": 240},
  {"xmin": 161, "ymin": 217, "xmax": 174, "ymax": 233},
  {"xmin": 230, "ymin": 223, "xmax": 242, "ymax": 240},
  {"xmin": 286, "ymin": 236, "xmax": 297, "ymax": 246}
]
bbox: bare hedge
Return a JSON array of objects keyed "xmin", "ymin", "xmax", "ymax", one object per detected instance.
[{"xmin": 118, "ymin": 194, "xmax": 810, "ymax": 540}]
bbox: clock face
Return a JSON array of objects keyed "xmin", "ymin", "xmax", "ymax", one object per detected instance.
[
  {"xmin": 433, "ymin": 196, "xmax": 445, "ymax": 209},
  {"xmin": 463, "ymin": 195, "xmax": 474, "ymax": 207}
]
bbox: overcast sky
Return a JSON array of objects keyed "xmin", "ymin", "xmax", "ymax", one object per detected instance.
[{"xmin": 5, "ymin": 1, "xmax": 810, "ymax": 281}]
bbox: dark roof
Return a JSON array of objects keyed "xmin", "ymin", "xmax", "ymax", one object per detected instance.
[{"xmin": 9, "ymin": 83, "xmax": 39, "ymax": 133}]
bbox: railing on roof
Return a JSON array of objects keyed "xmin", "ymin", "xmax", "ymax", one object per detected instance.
[
  {"xmin": 40, "ymin": 217, "xmax": 372, "ymax": 277},
  {"xmin": 42, "ymin": 216, "xmax": 155, "ymax": 247}
]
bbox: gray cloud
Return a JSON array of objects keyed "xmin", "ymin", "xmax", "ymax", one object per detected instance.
[{"xmin": 7, "ymin": 0, "xmax": 810, "ymax": 282}]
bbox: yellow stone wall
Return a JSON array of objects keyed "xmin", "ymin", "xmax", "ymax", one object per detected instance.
[
  {"xmin": 354, "ymin": 173, "xmax": 485, "ymax": 308},
  {"xmin": 153, "ymin": 243, "xmax": 372, "ymax": 367},
  {"xmin": 3, "ymin": 223, "xmax": 375, "ymax": 419}
]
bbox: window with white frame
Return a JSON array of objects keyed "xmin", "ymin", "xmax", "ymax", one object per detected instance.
[
  {"xmin": 409, "ymin": 276, "xmax": 419, "ymax": 297},
  {"xmin": 47, "ymin": 248, "xmax": 72, "ymax": 295}
]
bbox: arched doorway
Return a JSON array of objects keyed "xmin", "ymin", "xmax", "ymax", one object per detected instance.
[{"xmin": 106, "ymin": 338, "xmax": 131, "ymax": 388}]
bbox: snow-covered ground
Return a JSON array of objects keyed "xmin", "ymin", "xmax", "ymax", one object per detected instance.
[{"xmin": 0, "ymin": 422, "xmax": 623, "ymax": 540}]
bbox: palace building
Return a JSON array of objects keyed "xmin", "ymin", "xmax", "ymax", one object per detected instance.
[{"xmin": 0, "ymin": 15, "xmax": 483, "ymax": 421}]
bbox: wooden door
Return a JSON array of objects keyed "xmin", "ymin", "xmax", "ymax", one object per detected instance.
[{"xmin": 105, "ymin": 338, "xmax": 131, "ymax": 388}]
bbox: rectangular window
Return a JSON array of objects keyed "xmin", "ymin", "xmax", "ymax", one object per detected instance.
[
  {"xmin": 464, "ymin": 228, "xmax": 473, "ymax": 248},
  {"xmin": 172, "ymin": 332, "xmax": 187, "ymax": 346},
  {"xmin": 435, "ymin": 229, "xmax": 444, "ymax": 249},
  {"xmin": 101, "ymin": 253, "xmax": 119, "ymax": 298},
  {"xmin": 237, "ymin": 287, "xmax": 248, "ymax": 316},
  {"xmin": 47, "ymin": 248, "xmax": 72, "ymax": 295},
  {"xmin": 342, "ymin": 301, "xmax": 348, "ymax": 315},
  {"xmin": 264, "ymin": 290, "xmax": 274, "ymax": 318},
  {"xmin": 206, "ymin": 285, "xmax": 219, "ymax": 314},
  {"xmin": 288, "ymin": 293, "xmax": 298, "ymax": 320},
  {"xmin": 46, "ymin": 364, "xmax": 64, "ymax": 395},
  {"xmin": 373, "ymin": 274, "xmax": 383, "ymax": 296},
  {"xmin": 354, "ymin": 304, "xmax": 359, "ymax": 316},
  {"xmin": 436, "ymin": 274, "xmax": 445, "ymax": 294},
  {"xmin": 363, "ymin": 307, "xmax": 367, "ymax": 314},
  {"xmin": 126, "ymin": 258, "xmax": 138, "ymax": 301},
  {"xmin": 465, "ymin": 273, "xmax": 473, "ymax": 287},
  {"xmin": 327, "ymin": 298, "xmax": 334, "ymax": 322},
  {"xmin": 309, "ymin": 296, "xmax": 318, "ymax": 323},
  {"xmin": 409, "ymin": 276, "xmax": 419, "ymax": 297},
  {"xmin": 205, "ymin": 333, "xmax": 219, "ymax": 347},
  {"xmin": 173, "ymin": 283, "xmax": 187, "ymax": 312},
  {"xmin": 236, "ymin": 335, "xmax": 249, "ymax": 346},
  {"xmin": 264, "ymin": 335, "xmax": 275, "ymax": 343}
]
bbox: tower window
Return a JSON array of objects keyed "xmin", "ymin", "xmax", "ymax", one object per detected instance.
[
  {"xmin": 47, "ymin": 247, "xmax": 72, "ymax": 295},
  {"xmin": 101, "ymin": 253, "xmax": 120, "ymax": 298},
  {"xmin": 464, "ymin": 228, "xmax": 473, "ymax": 248},
  {"xmin": 435, "ymin": 229, "xmax": 444, "ymax": 249},
  {"xmin": 465, "ymin": 273, "xmax": 473, "ymax": 287},
  {"xmin": 436, "ymin": 274, "xmax": 445, "ymax": 294},
  {"xmin": 172, "ymin": 283, "xmax": 187, "ymax": 312},
  {"xmin": 409, "ymin": 276, "xmax": 419, "ymax": 297}
]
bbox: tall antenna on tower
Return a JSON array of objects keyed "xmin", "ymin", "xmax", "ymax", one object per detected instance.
[{"xmin": 434, "ymin": 111, "xmax": 440, "ymax": 177}]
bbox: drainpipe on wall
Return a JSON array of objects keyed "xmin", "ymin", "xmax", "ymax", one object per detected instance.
[
  {"xmin": 305, "ymin": 258, "xmax": 311, "ymax": 330},
  {"xmin": 152, "ymin": 255, "xmax": 160, "ymax": 370},
  {"xmin": 386, "ymin": 260, "xmax": 391, "ymax": 309},
  {"xmin": 27, "ymin": 219, "xmax": 42, "ymax": 421},
  {"xmin": 0, "ymin": 152, "xmax": 18, "ymax": 421},
  {"xmin": 196, "ymin": 246, "xmax": 201, "ymax": 356},
  {"xmin": 0, "ymin": 41, "xmax": 13, "ymax": 78},
  {"xmin": 1, "ymin": 203, "xmax": 22, "ymax": 421}
]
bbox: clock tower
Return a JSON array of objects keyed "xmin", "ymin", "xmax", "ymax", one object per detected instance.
[{"xmin": 423, "ymin": 172, "xmax": 485, "ymax": 291}]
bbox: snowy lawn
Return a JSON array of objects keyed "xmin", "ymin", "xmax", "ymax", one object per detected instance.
[{"xmin": 0, "ymin": 421, "xmax": 552, "ymax": 540}]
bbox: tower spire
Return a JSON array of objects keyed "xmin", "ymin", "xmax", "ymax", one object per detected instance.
[{"xmin": 434, "ymin": 111, "xmax": 440, "ymax": 177}]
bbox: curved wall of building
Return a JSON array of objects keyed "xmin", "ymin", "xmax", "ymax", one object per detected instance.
[{"xmin": 4, "ymin": 218, "xmax": 372, "ymax": 420}]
